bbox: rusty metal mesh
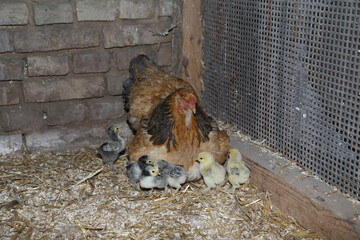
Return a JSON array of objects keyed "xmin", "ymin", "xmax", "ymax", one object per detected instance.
[{"xmin": 202, "ymin": 0, "xmax": 360, "ymax": 200}]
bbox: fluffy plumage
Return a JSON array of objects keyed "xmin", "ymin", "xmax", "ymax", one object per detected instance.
[
  {"xmin": 154, "ymin": 159, "xmax": 187, "ymax": 192},
  {"xmin": 98, "ymin": 125, "xmax": 126, "ymax": 171},
  {"xmin": 124, "ymin": 55, "xmax": 230, "ymax": 181},
  {"xmin": 107, "ymin": 124, "xmax": 124, "ymax": 141},
  {"xmin": 126, "ymin": 155, "xmax": 153, "ymax": 190},
  {"xmin": 123, "ymin": 55, "xmax": 194, "ymax": 130},
  {"xmin": 98, "ymin": 141, "xmax": 125, "ymax": 171},
  {"xmin": 226, "ymin": 148, "xmax": 250, "ymax": 192},
  {"xmin": 197, "ymin": 152, "xmax": 226, "ymax": 192},
  {"xmin": 139, "ymin": 165, "xmax": 168, "ymax": 193}
]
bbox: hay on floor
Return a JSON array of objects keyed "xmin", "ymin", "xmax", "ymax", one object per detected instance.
[{"xmin": 0, "ymin": 145, "xmax": 319, "ymax": 239}]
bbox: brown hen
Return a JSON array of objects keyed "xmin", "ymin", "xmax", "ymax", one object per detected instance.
[
  {"xmin": 123, "ymin": 55, "xmax": 230, "ymax": 181},
  {"xmin": 123, "ymin": 55, "xmax": 193, "ymax": 130}
]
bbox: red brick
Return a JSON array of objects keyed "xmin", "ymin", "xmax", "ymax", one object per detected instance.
[
  {"xmin": 119, "ymin": 0, "xmax": 155, "ymax": 19},
  {"xmin": 102, "ymin": 19, "xmax": 172, "ymax": 48},
  {"xmin": 0, "ymin": 3, "xmax": 28, "ymax": 26},
  {"xmin": 24, "ymin": 117, "xmax": 131, "ymax": 152},
  {"xmin": 44, "ymin": 101, "xmax": 87, "ymax": 126},
  {"xmin": 106, "ymin": 70, "xmax": 129, "ymax": 95},
  {"xmin": 0, "ymin": 82, "xmax": 20, "ymax": 106},
  {"xmin": 25, "ymin": 122, "xmax": 107, "ymax": 152},
  {"xmin": 33, "ymin": 2, "xmax": 73, "ymax": 25},
  {"xmin": 0, "ymin": 31, "xmax": 13, "ymax": 53},
  {"xmin": 76, "ymin": 0, "xmax": 117, "ymax": 21},
  {"xmin": 13, "ymin": 25, "xmax": 100, "ymax": 53},
  {"xmin": 73, "ymin": 51, "xmax": 110, "ymax": 74},
  {"xmin": 0, "ymin": 133, "xmax": 23, "ymax": 155},
  {"xmin": 27, "ymin": 54, "xmax": 69, "ymax": 77},
  {"xmin": 114, "ymin": 45, "xmax": 154, "ymax": 70},
  {"xmin": 0, "ymin": 58, "xmax": 24, "ymax": 80},
  {"xmin": 23, "ymin": 76, "xmax": 105, "ymax": 103},
  {"xmin": 87, "ymin": 96, "xmax": 126, "ymax": 121},
  {"xmin": 0, "ymin": 104, "xmax": 44, "ymax": 132},
  {"xmin": 158, "ymin": 0, "xmax": 174, "ymax": 17}
]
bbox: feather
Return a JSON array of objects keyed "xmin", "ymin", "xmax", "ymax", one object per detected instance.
[
  {"xmin": 126, "ymin": 55, "xmax": 230, "ymax": 181},
  {"xmin": 146, "ymin": 88, "xmax": 213, "ymax": 152}
]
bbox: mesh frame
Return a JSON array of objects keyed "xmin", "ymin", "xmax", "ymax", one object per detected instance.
[{"xmin": 202, "ymin": 0, "xmax": 360, "ymax": 200}]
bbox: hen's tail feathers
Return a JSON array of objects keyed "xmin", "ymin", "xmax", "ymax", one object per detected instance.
[
  {"xmin": 123, "ymin": 75, "xmax": 135, "ymax": 111},
  {"xmin": 123, "ymin": 54, "xmax": 157, "ymax": 111},
  {"xmin": 129, "ymin": 54, "xmax": 157, "ymax": 79}
]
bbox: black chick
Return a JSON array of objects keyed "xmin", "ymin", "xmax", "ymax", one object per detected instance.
[
  {"xmin": 98, "ymin": 125, "xmax": 126, "ymax": 171},
  {"xmin": 154, "ymin": 159, "xmax": 187, "ymax": 192},
  {"xmin": 108, "ymin": 124, "xmax": 124, "ymax": 141},
  {"xmin": 126, "ymin": 155, "xmax": 153, "ymax": 190}
]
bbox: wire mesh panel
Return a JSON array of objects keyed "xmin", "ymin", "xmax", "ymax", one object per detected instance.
[{"xmin": 202, "ymin": 0, "xmax": 360, "ymax": 200}]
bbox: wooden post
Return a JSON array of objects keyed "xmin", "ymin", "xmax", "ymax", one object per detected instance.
[{"xmin": 179, "ymin": 0, "xmax": 203, "ymax": 95}]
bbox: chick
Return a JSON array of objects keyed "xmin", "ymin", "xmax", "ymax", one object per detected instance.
[
  {"xmin": 226, "ymin": 148, "xmax": 250, "ymax": 192},
  {"xmin": 139, "ymin": 165, "xmax": 169, "ymax": 193},
  {"xmin": 197, "ymin": 152, "xmax": 226, "ymax": 192},
  {"xmin": 98, "ymin": 140, "xmax": 125, "ymax": 171},
  {"xmin": 154, "ymin": 159, "xmax": 187, "ymax": 192},
  {"xmin": 107, "ymin": 124, "xmax": 124, "ymax": 141},
  {"xmin": 126, "ymin": 155, "xmax": 153, "ymax": 190},
  {"xmin": 98, "ymin": 126, "xmax": 126, "ymax": 171}
]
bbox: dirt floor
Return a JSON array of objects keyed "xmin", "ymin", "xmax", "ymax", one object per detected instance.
[{"xmin": 0, "ymin": 142, "xmax": 321, "ymax": 240}]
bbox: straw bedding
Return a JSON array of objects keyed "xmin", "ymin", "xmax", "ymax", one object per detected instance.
[{"xmin": 0, "ymin": 128, "xmax": 320, "ymax": 239}]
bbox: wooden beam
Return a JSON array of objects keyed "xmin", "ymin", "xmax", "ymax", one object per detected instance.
[
  {"xmin": 179, "ymin": 0, "xmax": 203, "ymax": 95},
  {"xmin": 230, "ymin": 135, "xmax": 360, "ymax": 240}
]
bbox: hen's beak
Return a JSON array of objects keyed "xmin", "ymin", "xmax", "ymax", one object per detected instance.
[{"xmin": 190, "ymin": 105, "xmax": 196, "ymax": 114}]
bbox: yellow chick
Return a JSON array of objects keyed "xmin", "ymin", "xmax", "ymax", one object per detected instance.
[
  {"xmin": 197, "ymin": 152, "xmax": 226, "ymax": 192},
  {"xmin": 226, "ymin": 148, "xmax": 250, "ymax": 192}
]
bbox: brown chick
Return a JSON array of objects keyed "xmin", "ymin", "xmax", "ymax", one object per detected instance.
[{"xmin": 128, "ymin": 87, "xmax": 230, "ymax": 181}]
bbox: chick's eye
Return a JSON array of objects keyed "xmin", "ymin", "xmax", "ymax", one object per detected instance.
[{"xmin": 200, "ymin": 157, "xmax": 203, "ymax": 160}]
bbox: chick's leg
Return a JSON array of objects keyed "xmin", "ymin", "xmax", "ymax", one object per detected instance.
[
  {"xmin": 202, "ymin": 186, "xmax": 212, "ymax": 193},
  {"xmin": 173, "ymin": 184, "xmax": 182, "ymax": 193},
  {"xmin": 230, "ymin": 184, "xmax": 239, "ymax": 193},
  {"xmin": 131, "ymin": 181, "xmax": 140, "ymax": 191},
  {"xmin": 110, "ymin": 163, "xmax": 118, "ymax": 172},
  {"xmin": 164, "ymin": 185, "xmax": 170, "ymax": 195},
  {"xmin": 203, "ymin": 179, "xmax": 215, "ymax": 193}
]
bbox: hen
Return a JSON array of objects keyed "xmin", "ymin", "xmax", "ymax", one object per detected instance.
[
  {"xmin": 123, "ymin": 55, "xmax": 194, "ymax": 130},
  {"xmin": 123, "ymin": 55, "xmax": 230, "ymax": 181}
]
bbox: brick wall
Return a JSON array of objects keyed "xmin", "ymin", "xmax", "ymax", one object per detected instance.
[{"xmin": 0, "ymin": 0, "xmax": 180, "ymax": 154}]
